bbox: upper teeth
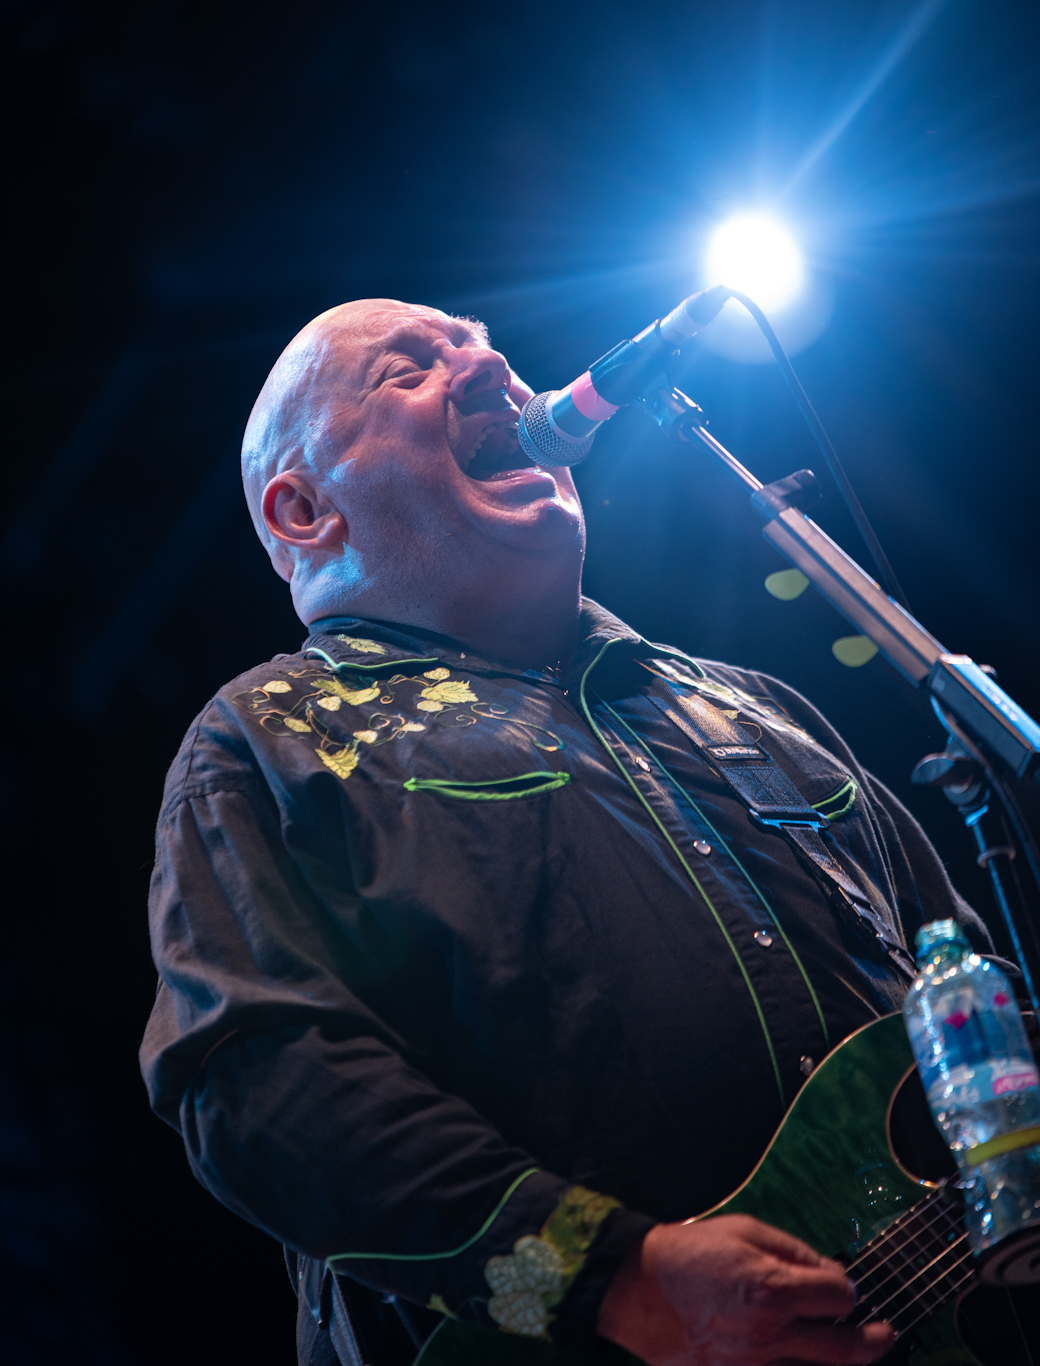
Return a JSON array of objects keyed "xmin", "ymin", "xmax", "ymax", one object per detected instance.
[{"xmin": 463, "ymin": 420, "xmax": 518, "ymax": 464}]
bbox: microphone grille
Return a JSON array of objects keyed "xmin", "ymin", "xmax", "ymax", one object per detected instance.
[{"xmin": 518, "ymin": 392, "xmax": 595, "ymax": 468}]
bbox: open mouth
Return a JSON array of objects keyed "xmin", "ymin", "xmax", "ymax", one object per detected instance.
[{"xmin": 461, "ymin": 419, "xmax": 539, "ymax": 481}]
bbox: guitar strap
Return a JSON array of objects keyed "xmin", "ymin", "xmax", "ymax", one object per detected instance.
[{"xmin": 646, "ymin": 677, "xmax": 916, "ymax": 979}]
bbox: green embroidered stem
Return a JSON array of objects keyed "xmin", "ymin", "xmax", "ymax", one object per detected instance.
[
  {"xmin": 813, "ymin": 776, "xmax": 858, "ymax": 822},
  {"xmin": 305, "ymin": 646, "xmax": 439, "ymax": 672},
  {"xmin": 325, "ymin": 1168, "xmax": 540, "ymax": 1269},
  {"xmin": 637, "ymin": 642, "xmax": 709, "ymax": 680}
]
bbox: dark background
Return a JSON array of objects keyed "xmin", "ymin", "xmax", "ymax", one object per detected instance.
[{"xmin": 5, "ymin": 1, "xmax": 1040, "ymax": 1361}]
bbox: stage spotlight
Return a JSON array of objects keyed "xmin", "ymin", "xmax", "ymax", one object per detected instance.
[{"xmin": 705, "ymin": 215, "xmax": 803, "ymax": 312}]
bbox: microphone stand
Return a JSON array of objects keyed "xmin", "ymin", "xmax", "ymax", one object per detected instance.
[{"xmin": 635, "ymin": 383, "xmax": 1040, "ymax": 1013}]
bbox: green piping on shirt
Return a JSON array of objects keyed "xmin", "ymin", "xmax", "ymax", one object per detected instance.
[
  {"xmin": 403, "ymin": 772, "xmax": 570, "ymax": 801},
  {"xmin": 325, "ymin": 1168, "xmax": 540, "ymax": 1268},
  {"xmin": 305, "ymin": 647, "xmax": 440, "ymax": 672},
  {"xmin": 578, "ymin": 639, "xmax": 785, "ymax": 1107},
  {"xmin": 813, "ymin": 776, "xmax": 858, "ymax": 822},
  {"xmin": 636, "ymin": 642, "xmax": 709, "ymax": 680},
  {"xmin": 603, "ymin": 702, "xmax": 830, "ymax": 1050}
]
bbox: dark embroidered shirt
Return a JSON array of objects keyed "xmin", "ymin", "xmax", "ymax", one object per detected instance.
[{"xmin": 140, "ymin": 599, "xmax": 988, "ymax": 1352}]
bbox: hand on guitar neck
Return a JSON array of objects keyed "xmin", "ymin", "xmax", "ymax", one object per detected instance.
[{"xmin": 597, "ymin": 1214, "xmax": 896, "ymax": 1366}]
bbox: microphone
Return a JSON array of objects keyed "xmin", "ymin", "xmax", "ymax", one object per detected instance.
[{"xmin": 517, "ymin": 285, "xmax": 731, "ymax": 467}]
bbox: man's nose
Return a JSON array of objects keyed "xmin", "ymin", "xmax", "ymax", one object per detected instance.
[{"xmin": 447, "ymin": 345, "xmax": 512, "ymax": 407}]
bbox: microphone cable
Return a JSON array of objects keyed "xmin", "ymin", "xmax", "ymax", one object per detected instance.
[{"xmin": 725, "ymin": 289, "xmax": 911, "ymax": 614}]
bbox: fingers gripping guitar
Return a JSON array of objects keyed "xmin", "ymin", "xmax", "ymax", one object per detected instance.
[{"xmin": 597, "ymin": 1214, "xmax": 896, "ymax": 1366}]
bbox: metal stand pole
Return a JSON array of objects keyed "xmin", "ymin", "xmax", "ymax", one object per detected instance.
[{"xmin": 636, "ymin": 383, "xmax": 1040, "ymax": 1011}]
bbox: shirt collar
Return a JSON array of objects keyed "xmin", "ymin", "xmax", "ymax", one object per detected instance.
[{"xmin": 303, "ymin": 597, "xmax": 645, "ymax": 685}]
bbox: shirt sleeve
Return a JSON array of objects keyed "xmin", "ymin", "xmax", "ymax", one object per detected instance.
[{"xmin": 140, "ymin": 782, "xmax": 630, "ymax": 1335}]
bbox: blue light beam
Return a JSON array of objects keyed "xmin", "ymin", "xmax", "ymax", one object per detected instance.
[{"xmin": 783, "ymin": 0, "xmax": 949, "ymax": 195}]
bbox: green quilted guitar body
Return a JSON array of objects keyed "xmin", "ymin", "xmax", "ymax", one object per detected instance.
[{"xmin": 416, "ymin": 1014, "xmax": 979, "ymax": 1366}]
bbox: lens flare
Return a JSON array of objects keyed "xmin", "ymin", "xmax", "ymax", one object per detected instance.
[{"xmin": 705, "ymin": 216, "xmax": 804, "ymax": 312}]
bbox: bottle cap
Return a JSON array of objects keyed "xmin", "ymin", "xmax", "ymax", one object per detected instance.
[{"xmin": 914, "ymin": 919, "xmax": 970, "ymax": 963}]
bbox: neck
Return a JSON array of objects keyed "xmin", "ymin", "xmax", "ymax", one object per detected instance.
[
  {"xmin": 437, "ymin": 590, "xmax": 582, "ymax": 670},
  {"xmin": 304, "ymin": 548, "xmax": 585, "ymax": 672}
]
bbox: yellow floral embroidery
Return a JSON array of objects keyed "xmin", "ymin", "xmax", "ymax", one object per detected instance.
[
  {"xmin": 233, "ymin": 663, "xmax": 560, "ymax": 787},
  {"xmin": 420, "ymin": 680, "xmax": 477, "ymax": 704},
  {"xmin": 333, "ymin": 635, "xmax": 386, "ymax": 655},
  {"xmin": 317, "ymin": 745, "xmax": 359, "ymax": 779},
  {"xmin": 484, "ymin": 1187, "xmax": 621, "ymax": 1340},
  {"xmin": 312, "ymin": 677, "xmax": 381, "ymax": 706}
]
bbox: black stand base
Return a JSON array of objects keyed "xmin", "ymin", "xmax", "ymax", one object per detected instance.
[{"xmin": 977, "ymin": 1225, "xmax": 1040, "ymax": 1286}]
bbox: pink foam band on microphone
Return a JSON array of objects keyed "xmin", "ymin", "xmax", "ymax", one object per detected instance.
[{"xmin": 570, "ymin": 371, "xmax": 619, "ymax": 422}]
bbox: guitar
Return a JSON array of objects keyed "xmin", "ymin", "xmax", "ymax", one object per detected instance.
[{"xmin": 415, "ymin": 1014, "xmax": 1032, "ymax": 1366}]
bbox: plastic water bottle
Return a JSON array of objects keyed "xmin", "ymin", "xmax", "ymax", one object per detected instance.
[{"xmin": 903, "ymin": 919, "xmax": 1040, "ymax": 1257}]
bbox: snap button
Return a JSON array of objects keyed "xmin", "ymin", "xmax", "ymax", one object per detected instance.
[
  {"xmin": 693, "ymin": 840, "xmax": 711, "ymax": 856},
  {"xmin": 753, "ymin": 929, "xmax": 773, "ymax": 947},
  {"xmin": 799, "ymin": 1055, "xmax": 815, "ymax": 1077}
]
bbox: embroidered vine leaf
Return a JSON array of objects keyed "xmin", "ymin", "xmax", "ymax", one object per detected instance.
[
  {"xmin": 486, "ymin": 1290, "xmax": 550, "ymax": 1338},
  {"xmin": 333, "ymin": 635, "xmax": 386, "ymax": 655},
  {"xmin": 422, "ymin": 667, "xmax": 450, "ymax": 681},
  {"xmin": 486, "ymin": 1237, "xmax": 563, "ymax": 1296},
  {"xmin": 284, "ymin": 717, "xmax": 311, "ymax": 733},
  {"xmin": 262, "ymin": 680, "xmax": 292, "ymax": 693},
  {"xmin": 353, "ymin": 729, "xmax": 378, "ymax": 743},
  {"xmin": 541, "ymin": 1188, "xmax": 620, "ymax": 1265},
  {"xmin": 317, "ymin": 745, "xmax": 359, "ymax": 779},
  {"xmin": 340, "ymin": 685, "xmax": 381, "ymax": 705},
  {"xmin": 316, "ymin": 695, "xmax": 342, "ymax": 711},
  {"xmin": 416, "ymin": 700, "xmax": 444, "ymax": 712},
  {"xmin": 485, "ymin": 1237, "xmax": 563, "ymax": 1338},
  {"xmin": 420, "ymin": 680, "xmax": 477, "ymax": 704},
  {"xmin": 483, "ymin": 1187, "xmax": 619, "ymax": 1340},
  {"xmin": 312, "ymin": 677, "xmax": 381, "ymax": 705},
  {"xmin": 400, "ymin": 722, "xmax": 426, "ymax": 733},
  {"xmin": 694, "ymin": 679, "xmax": 738, "ymax": 702}
]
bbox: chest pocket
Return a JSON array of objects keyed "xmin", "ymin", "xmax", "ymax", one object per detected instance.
[{"xmin": 403, "ymin": 771, "xmax": 570, "ymax": 801}]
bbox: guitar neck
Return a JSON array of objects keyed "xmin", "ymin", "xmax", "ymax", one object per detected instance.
[{"xmin": 847, "ymin": 1184, "xmax": 975, "ymax": 1341}]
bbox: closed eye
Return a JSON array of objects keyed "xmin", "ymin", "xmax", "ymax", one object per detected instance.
[
  {"xmin": 377, "ymin": 343, "xmax": 441, "ymax": 386},
  {"xmin": 381, "ymin": 360, "xmax": 427, "ymax": 386}
]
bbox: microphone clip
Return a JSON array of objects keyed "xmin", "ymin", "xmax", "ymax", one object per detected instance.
[
  {"xmin": 633, "ymin": 385, "xmax": 709, "ymax": 442},
  {"xmin": 750, "ymin": 469, "xmax": 823, "ymax": 522}
]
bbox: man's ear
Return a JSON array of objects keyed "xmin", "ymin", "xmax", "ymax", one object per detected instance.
[{"xmin": 261, "ymin": 472, "xmax": 347, "ymax": 559}]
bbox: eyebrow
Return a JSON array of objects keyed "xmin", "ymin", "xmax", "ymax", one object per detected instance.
[
  {"xmin": 359, "ymin": 318, "xmax": 486, "ymax": 386},
  {"xmin": 352, "ymin": 322, "xmax": 483, "ymax": 398}
]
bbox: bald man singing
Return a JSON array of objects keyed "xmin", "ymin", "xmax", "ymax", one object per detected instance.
[{"xmin": 142, "ymin": 300, "xmax": 988, "ymax": 1366}]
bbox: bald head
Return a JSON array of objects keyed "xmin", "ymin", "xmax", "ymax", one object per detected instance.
[
  {"xmin": 241, "ymin": 298, "xmax": 486, "ymax": 548},
  {"xmin": 240, "ymin": 296, "xmax": 583, "ymax": 654}
]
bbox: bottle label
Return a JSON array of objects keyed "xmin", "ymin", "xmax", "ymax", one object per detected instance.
[{"xmin": 928, "ymin": 1058, "xmax": 1040, "ymax": 1109}]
